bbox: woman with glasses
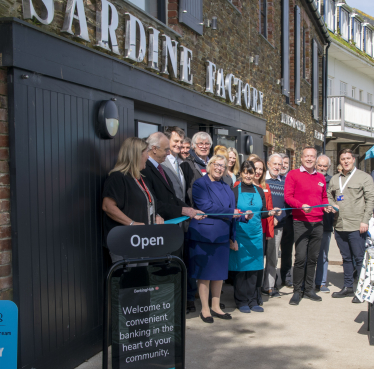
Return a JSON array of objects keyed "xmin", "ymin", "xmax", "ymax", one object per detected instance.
[
  {"xmin": 187, "ymin": 155, "xmax": 247, "ymax": 323},
  {"xmin": 229, "ymin": 161, "xmax": 280, "ymax": 313}
]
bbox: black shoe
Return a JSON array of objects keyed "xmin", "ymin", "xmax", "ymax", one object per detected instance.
[
  {"xmin": 303, "ymin": 290, "xmax": 322, "ymax": 301},
  {"xmin": 270, "ymin": 290, "xmax": 281, "ymax": 298},
  {"xmin": 282, "ymin": 280, "xmax": 293, "ymax": 288},
  {"xmin": 211, "ymin": 310, "xmax": 232, "ymax": 320},
  {"xmin": 352, "ymin": 296, "xmax": 363, "ymax": 303},
  {"xmin": 289, "ymin": 292, "xmax": 301, "ymax": 305},
  {"xmin": 331, "ymin": 287, "xmax": 354, "ymax": 298},
  {"xmin": 208, "ymin": 300, "xmax": 225, "ymax": 309},
  {"xmin": 261, "ymin": 288, "xmax": 271, "ymax": 296},
  {"xmin": 257, "ymin": 287, "xmax": 263, "ymax": 306},
  {"xmin": 200, "ymin": 312, "xmax": 214, "ymax": 323},
  {"xmin": 187, "ymin": 300, "xmax": 196, "ymax": 313}
]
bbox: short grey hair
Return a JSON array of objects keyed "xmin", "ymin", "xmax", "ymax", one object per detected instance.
[
  {"xmin": 182, "ymin": 137, "xmax": 192, "ymax": 145},
  {"xmin": 191, "ymin": 132, "xmax": 213, "ymax": 148},
  {"xmin": 206, "ymin": 155, "xmax": 228, "ymax": 176},
  {"xmin": 279, "ymin": 153, "xmax": 289, "ymax": 160},
  {"xmin": 317, "ymin": 154, "xmax": 331, "ymax": 166},
  {"xmin": 268, "ymin": 153, "xmax": 283, "ymax": 163},
  {"xmin": 146, "ymin": 132, "xmax": 167, "ymax": 150}
]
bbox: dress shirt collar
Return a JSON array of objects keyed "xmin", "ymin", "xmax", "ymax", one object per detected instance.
[
  {"xmin": 266, "ymin": 170, "xmax": 282, "ymax": 181},
  {"xmin": 300, "ymin": 165, "xmax": 317, "ymax": 175},
  {"xmin": 167, "ymin": 153, "xmax": 178, "ymax": 165},
  {"xmin": 339, "ymin": 166, "xmax": 356, "ymax": 177},
  {"xmin": 148, "ymin": 156, "xmax": 159, "ymax": 169}
]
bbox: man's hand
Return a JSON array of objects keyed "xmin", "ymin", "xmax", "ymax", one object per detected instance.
[
  {"xmin": 332, "ymin": 205, "xmax": 339, "ymax": 214},
  {"xmin": 245, "ymin": 211, "xmax": 254, "ymax": 220},
  {"xmin": 360, "ymin": 223, "xmax": 368, "ymax": 234},
  {"xmin": 302, "ymin": 204, "xmax": 312, "ymax": 213},
  {"xmin": 273, "ymin": 207, "xmax": 282, "ymax": 216},
  {"xmin": 274, "ymin": 218, "xmax": 278, "ymax": 227},
  {"xmin": 155, "ymin": 215, "xmax": 164, "ymax": 224},
  {"xmin": 230, "ymin": 240, "xmax": 239, "ymax": 251},
  {"xmin": 324, "ymin": 206, "xmax": 333, "ymax": 213},
  {"xmin": 233, "ymin": 209, "xmax": 242, "ymax": 218},
  {"xmin": 182, "ymin": 207, "xmax": 205, "ymax": 219}
]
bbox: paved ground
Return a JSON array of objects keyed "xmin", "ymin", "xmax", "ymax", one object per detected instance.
[{"xmin": 76, "ymin": 236, "xmax": 374, "ymax": 369}]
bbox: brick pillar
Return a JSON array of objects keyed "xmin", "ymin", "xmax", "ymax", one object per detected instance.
[{"xmin": 0, "ymin": 67, "xmax": 11, "ymax": 301}]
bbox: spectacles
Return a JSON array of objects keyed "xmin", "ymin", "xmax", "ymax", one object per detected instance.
[
  {"xmin": 196, "ymin": 142, "xmax": 211, "ymax": 148},
  {"xmin": 213, "ymin": 163, "xmax": 226, "ymax": 170}
]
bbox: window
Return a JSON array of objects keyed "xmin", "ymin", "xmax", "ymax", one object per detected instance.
[
  {"xmin": 359, "ymin": 90, "xmax": 363, "ymax": 102},
  {"xmin": 179, "ymin": 0, "xmax": 203, "ymax": 35},
  {"xmin": 353, "ymin": 18, "xmax": 362, "ymax": 49},
  {"xmin": 295, "ymin": 6, "xmax": 301, "ymax": 105},
  {"xmin": 327, "ymin": 77, "xmax": 333, "ymax": 96},
  {"xmin": 129, "ymin": 0, "xmax": 166, "ymax": 23},
  {"xmin": 136, "ymin": 121, "xmax": 160, "ymax": 138},
  {"xmin": 340, "ymin": 81, "xmax": 347, "ymax": 96},
  {"xmin": 303, "ymin": 27, "xmax": 306, "ymax": 79},
  {"xmin": 325, "ymin": 0, "xmax": 335, "ymax": 31},
  {"xmin": 340, "ymin": 8, "xmax": 349, "ymax": 41},
  {"xmin": 312, "ymin": 39, "xmax": 319, "ymax": 120},
  {"xmin": 365, "ymin": 27, "xmax": 373, "ymax": 57},
  {"xmin": 352, "ymin": 87, "xmax": 356, "ymax": 99},
  {"xmin": 282, "ymin": 0, "xmax": 290, "ymax": 98},
  {"xmin": 368, "ymin": 93, "xmax": 373, "ymax": 105},
  {"xmin": 260, "ymin": 0, "xmax": 267, "ymax": 38}
]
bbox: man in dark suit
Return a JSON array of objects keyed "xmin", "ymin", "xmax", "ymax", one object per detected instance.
[{"xmin": 141, "ymin": 132, "xmax": 202, "ymax": 221}]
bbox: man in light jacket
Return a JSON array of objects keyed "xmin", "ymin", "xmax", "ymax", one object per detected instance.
[{"xmin": 327, "ymin": 149, "xmax": 374, "ymax": 302}]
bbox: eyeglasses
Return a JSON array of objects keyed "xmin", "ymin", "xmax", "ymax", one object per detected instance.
[
  {"xmin": 213, "ymin": 163, "xmax": 226, "ymax": 170},
  {"xmin": 196, "ymin": 142, "xmax": 211, "ymax": 148}
]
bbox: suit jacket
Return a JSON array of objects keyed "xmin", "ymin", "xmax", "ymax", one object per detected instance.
[
  {"xmin": 187, "ymin": 174, "xmax": 236, "ymax": 244},
  {"xmin": 141, "ymin": 160, "xmax": 188, "ymax": 220},
  {"xmin": 161, "ymin": 156, "xmax": 186, "ymax": 202}
]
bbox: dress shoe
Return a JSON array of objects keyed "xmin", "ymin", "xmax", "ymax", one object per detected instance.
[
  {"xmin": 282, "ymin": 280, "xmax": 293, "ymax": 288},
  {"xmin": 352, "ymin": 296, "xmax": 363, "ymax": 303},
  {"xmin": 289, "ymin": 292, "xmax": 301, "ymax": 305},
  {"xmin": 187, "ymin": 300, "xmax": 196, "ymax": 313},
  {"xmin": 211, "ymin": 310, "xmax": 232, "ymax": 319},
  {"xmin": 331, "ymin": 287, "xmax": 354, "ymax": 298},
  {"xmin": 251, "ymin": 305, "xmax": 264, "ymax": 312},
  {"xmin": 239, "ymin": 306, "xmax": 251, "ymax": 313},
  {"xmin": 208, "ymin": 300, "xmax": 225, "ymax": 309},
  {"xmin": 200, "ymin": 312, "xmax": 214, "ymax": 323},
  {"xmin": 318, "ymin": 285, "xmax": 330, "ymax": 293},
  {"xmin": 303, "ymin": 290, "xmax": 322, "ymax": 301},
  {"xmin": 270, "ymin": 290, "xmax": 281, "ymax": 298}
]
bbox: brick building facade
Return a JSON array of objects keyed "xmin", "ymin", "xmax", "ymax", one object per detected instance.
[{"xmin": 0, "ymin": 0, "xmax": 329, "ymax": 368}]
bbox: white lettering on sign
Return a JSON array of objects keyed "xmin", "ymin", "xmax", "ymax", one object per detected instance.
[
  {"xmin": 0, "ymin": 347, "xmax": 4, "ymax": 357},
  {"xmin": 130, "ymin": 235, "xmax": 164, "ymax": 249},
  {"xmin": 281, "ymin": 113, "xmax": 306, "ymax": 133}
]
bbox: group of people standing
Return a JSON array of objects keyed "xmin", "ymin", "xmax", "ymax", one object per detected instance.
[{"xmin": 102, "ymin": 126, "xmax": 374, "ymax": 324}]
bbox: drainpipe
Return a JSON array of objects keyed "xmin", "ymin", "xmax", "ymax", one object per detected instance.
[{"xmin": 323, "ymin": 42, "xmax": 331, "ymax": 154}]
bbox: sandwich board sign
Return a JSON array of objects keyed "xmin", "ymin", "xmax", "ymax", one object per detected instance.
[{"xmin": 0, "ymin": 300, "xmax": 18, "ymax": 368}]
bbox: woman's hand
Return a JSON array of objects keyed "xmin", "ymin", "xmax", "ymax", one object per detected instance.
[
  {"xmin": 230, "ymin": 240, "xmax": 239, "ymax": 251},
  {"xmin": 274, "ymin": 218, "xmax": 278, "ymax": 226},
  {"xmin": 272, "ymin": 207, "xmax": 282, "ymax": 216},
  {"xmin": 131, "ymin": 222, "xmax": 145, "ymax": 225},
  {"xmin": 155, "ymin": 215, "xmax": 164, "ymax": 224},
  {"xmin": 233, "ymin": 209, "xmax": 242, "ymax": 218},
  {"xmin": 244, "ymin": 211, "xmax": 254, "ymax": 220}
]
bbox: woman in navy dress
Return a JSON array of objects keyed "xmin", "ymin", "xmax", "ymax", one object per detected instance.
[{"xmin": 187, "ymin": 155, "xmax": 249, "ymax": 323}]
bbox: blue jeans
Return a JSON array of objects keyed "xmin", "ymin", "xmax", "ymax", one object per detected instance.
[
  {"xmin": 315, "ymin": 231, "xmax": 331, "ymax": 286},
  {"xmin": 334, "ymin": 230, "xmax": 366, "ymax": 288}
]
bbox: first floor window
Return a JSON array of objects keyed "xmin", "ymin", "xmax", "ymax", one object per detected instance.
[
  {"xmin": 327, "ymin": 78, "xmax": 333, "ymax": 96},
  {"xmin": 368, "ymin": 93, "xmax": 373, "ymax": 105},
  {"xmin": 340, "ymin": 9, "xmax": 349, "ymax": 41},
  {"xmin": 340, "ymin": 81, "xmax": 347, "ymax": 96},
  {"xmin": 260, "ymin": 0, "xmax": 267, "ymax": 38},
  {"xmin": 128, "ymin": 0, "xmax": 165, "ymax": 23},
  {"xmin": 359, "ymin": 90, "xmax": 363, "ymax": 102},
  {"xmin": 351, "ymin": 86, "xmax": 356, "ymax": 99}
]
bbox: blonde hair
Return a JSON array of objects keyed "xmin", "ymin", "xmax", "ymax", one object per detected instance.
[
  {"xmin": 214, "ymin": 145, "xmax": 229, "ymax": 161},
  {"xmin": 247, "ymin": 153, "xmax": 260, "ymax": 161},
  {"xmin": 337, "ymin": 164, "xmax": 343, "ymax": 172},
  {"xmin": 207, "ymin": 155, "xmax": 228, "ymax": 176},
  {"xmin": 227, "ymin": 147, "xmax": 240, "ymax": 175},
  {"xmin": 109, "ymin": 137, "xmax": 148, "ymax": 178},
  {"xmin": 251, "ymin": 157, "xmax": 267, "ymax": 189}
]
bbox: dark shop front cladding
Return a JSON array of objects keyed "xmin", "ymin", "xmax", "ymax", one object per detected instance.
[{"xmin": 0, "ymin": 0, "xmax": 266, "ymax": 368}]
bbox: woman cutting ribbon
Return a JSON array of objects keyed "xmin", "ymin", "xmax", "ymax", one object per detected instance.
[{"xmin": 229, "ymin": 161, "xmax": 281, "ymax": 313}]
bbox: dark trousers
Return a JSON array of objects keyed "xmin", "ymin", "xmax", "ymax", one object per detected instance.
[
  {"xmin": 281, "ymin": 215, "xmax": 294, "ymax": 282},
  {"xmin": 293, "ymin": 221, "xmax": 323, "ymax": 293},
  {"xmin": 334, "ymin": 230, "xmax": 366, "ymax": 288},
  {"xmin": 184, "ymin": 238, "xmax": 198, "ymax": 301},
  {"xmin": 232, "ymin": 270, "xmax": 261, "ymax": 308}
]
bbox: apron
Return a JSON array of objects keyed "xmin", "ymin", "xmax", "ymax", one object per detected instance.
[{"xmin": 229, "ymin": 183, "xmax": 264, "ymax": 271}]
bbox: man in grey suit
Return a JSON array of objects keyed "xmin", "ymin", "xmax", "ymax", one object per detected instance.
[{"xmin": 162, "ymin": 126, "xmax": 186, "ymax": 202}]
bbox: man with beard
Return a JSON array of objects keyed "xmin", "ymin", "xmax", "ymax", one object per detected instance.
[
  {"xmin": 179, "ymin": 137, "xmax": 192, "ymax": 162},
  {"xmin": 314, "ymin": 155, "xmax": 334, "ymax": 293}
]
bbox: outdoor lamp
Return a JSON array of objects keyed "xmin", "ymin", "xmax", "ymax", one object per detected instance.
[{"xmin": 97, "ymin": 99, "xmax": 119, "ymax": 139}]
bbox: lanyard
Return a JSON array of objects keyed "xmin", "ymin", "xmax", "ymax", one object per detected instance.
[
  {"xmin": 339, "ymin": 167, "xmax": 356, "ymax": 194},
  {"xmin": 137, "ymin": 177, "xmax": 152, "ymax": 204}
]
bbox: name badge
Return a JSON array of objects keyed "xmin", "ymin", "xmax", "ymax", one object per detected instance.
[
  {"xmin": 318, "ymin": 182, "xmax": 324, "ymax": 187},
  {"xmin": 150, "ymin": 205, "xmax": 154, "ymax": 215},
  {"xmin": 263, "ymin": 189, "xmax": 268, "ymax": 192},
  {"xmin": 337, "ymin": 195, "xmax": 344, "ymax": 202}
]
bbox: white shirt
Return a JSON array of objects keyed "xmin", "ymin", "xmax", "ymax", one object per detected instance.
[
  {"xmin": 266, "ymin": 170, "xmax": 282, "ymax": 181},
  {"xmin": 167, "ymin": 154, "xmax": 184, "ymax": 184}
]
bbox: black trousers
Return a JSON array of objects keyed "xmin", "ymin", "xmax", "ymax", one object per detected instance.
[
  {"xmin": 334, "ymin": 230, "xmax": 366, "ymax": 288},
  {"xmin": 280, "ymin": 215, "xmax": 294, "ymax": 282},
  {"xmin": 293, "ymin": 221, "xmax": 323, "ymax": 293},
  {"xmin": 232, "ymin": 270, "xmax": 261, "ymax": 308}
]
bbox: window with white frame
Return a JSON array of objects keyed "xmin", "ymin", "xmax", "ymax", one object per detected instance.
[
  {"xmin": 368, "ymin": 93, "xmax": 373, "ymax": 105},
  {"xmin": 366, "ymin": 27, "xmax": 373, "ymax": 57},
  {"xmin": 353, "ymin": 18, "xmax": 362, "ymax": 49},
  {"xmin": 352, "ymin": 87, "xmax": 356, "ymax": 99},
  {"xmin": 328, "ymin": 77, "xmax": 333, "ymax": 96},
  {"xmin": 340, "ymin": 81, "xmax": 347, "ymax": 96},
  {"xmin": 340, "ymin": 8, "xmax": 349, "ymax": 41},
  {"xmin": 359, "ymin": 90, "xmax": 363, "ymax": 102},
  {"xmin": 325, "ymin": 0, "xmax": 335, "ymax": 31}
]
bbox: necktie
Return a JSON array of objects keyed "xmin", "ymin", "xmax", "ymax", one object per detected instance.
[
  {"xmin": 174, "ymin": 159, "xmax": 181, "ymax": 178},
  {"xmin": 157, "ymin": 165, "xmax": 169, "ymax": 185}
]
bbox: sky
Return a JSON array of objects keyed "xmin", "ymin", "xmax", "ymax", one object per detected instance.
[{"xmin": 346, "ymin": 0, "xmax": 374, "ymax": 18}]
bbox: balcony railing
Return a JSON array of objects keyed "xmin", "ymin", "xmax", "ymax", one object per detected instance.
[{"xmin": 327, "ymin": 96, "xmax": 374, "ymax": 136}]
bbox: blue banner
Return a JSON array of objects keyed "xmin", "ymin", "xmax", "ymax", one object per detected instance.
[{"xmin": 0, "ymin": 300, "xmax": 18, "ymax": 368}]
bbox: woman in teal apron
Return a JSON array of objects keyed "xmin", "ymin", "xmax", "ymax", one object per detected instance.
[{"xmin": 229, "ymin": 161, "xmax": 281, "ymax": 313}]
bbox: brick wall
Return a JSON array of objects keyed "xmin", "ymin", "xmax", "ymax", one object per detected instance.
[{"xmin": 0, "ymin": 67, "xmax": 11, "ymax": 301}]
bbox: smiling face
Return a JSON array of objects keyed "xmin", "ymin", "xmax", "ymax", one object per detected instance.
[
  {"xmin": 241, "ymin": 169, "xmax": 255, "ymax": 185},
  {"xmin": 150, "ymin": 136, "xmax": 170, "ymax": 164},
  {"xmin": 280, "ymin": 157, "xmax": 290, "ymax": 175},
  {"xmin": 209, "ymin": 159, "xmax": 226, "ymax": 181},
  {"xmin": 268, "ymin": 156, "xmax": 282, "ymax": 178},
  {"xmin": 253, "ymin": 161, "xmax": 264, "ymax": 183},
  {"xmin": 301, "ymin": 148, "xmax": 317, "ymax": 172},
  {"xmin": 340, "ymin": 152, "xmax": 355, "ymax": 174},
  {"xmin": 169, "ymin": 131, "xmax": 183, "ymax": 156},
  {"xmin": 194, "ymin": 138, "xmax": 211, "ymax": 159},
  {"xmin": 228, "ymin": 152, "xmax": 237, "ymax": 170},
  {"xmin": 180, "ymin": 142, "xmax": 191, "ymax": 159},
  {"xmin": 316, "ymin": 156, "xmax": 330, "ymax": 175}
]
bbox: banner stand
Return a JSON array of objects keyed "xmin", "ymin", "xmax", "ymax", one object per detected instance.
[{"xmin": 102, "ymin": 254, "xmax": 187, "ymax": 369}]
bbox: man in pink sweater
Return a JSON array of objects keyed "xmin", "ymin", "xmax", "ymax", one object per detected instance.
[{"xmin": 284, "ymin": 146, "xmax": 332, "ymax": 305}]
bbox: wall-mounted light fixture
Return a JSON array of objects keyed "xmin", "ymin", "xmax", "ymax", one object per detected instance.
[
  {"xmin": 310, "ymin": 105, "xmax": 315, "ymax": 110},
  {"xmin": 211, "ymin": 16, "xmax": 217, "ymax": 30},
  {"xmin": 254, "ymin": 55, "xmax": 259, "ymax": 66},
  {"xmin": 249, "ymin": 56, "xmax": 254, "ymax": 63},
  {"xmin": 97, "ymin": 100, "xmax": 119, "ymax": 139},
  {"xmin": 204, "ymin": 16, "xmax": 217, "ymax": 29}
]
